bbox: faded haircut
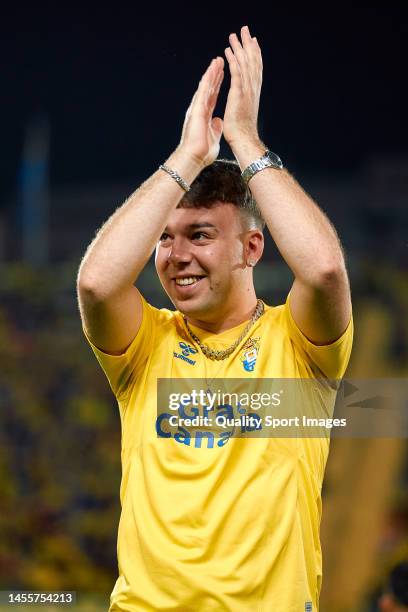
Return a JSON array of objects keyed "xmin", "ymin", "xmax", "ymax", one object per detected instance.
[{"xmin": 178, "ymin": 158, "xmax": 265, "ymax": 231}]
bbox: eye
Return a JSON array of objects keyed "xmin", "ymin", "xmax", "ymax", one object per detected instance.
[
  {"xmin": 159, "ymin": 232, "xmax": 171, "ymax": 242},
  {"xmin": 192, "ymin": 231, "xmax": 208, "ymax": 240}
]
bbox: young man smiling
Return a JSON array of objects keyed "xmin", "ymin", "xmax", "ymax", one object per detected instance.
[
  {"xmin": 155, "ymin": 197, "xmax": 263, "ymax": 329},
  {"xmin": 78, "ymin": 25, "xmax": 353, "ymax": 612}
]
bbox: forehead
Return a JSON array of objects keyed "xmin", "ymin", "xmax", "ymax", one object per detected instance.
[{"xmin": 165, "ymin": 203, "xmax": 243, "ymax": 233}]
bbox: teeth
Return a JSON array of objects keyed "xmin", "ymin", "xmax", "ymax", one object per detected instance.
[{"xmin": 175, "ymin": 277, "xmax": 202, "ymax": 286}]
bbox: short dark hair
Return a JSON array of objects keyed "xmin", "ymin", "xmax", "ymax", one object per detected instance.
[{"xmin": 178, "ymin": 158, "xmax": 265, "ymax": 230}]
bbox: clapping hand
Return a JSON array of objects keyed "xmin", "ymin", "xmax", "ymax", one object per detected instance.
[
  {"xmin": 178, "ymin": 26, "xmax": 262, "ymax": 168},
  {"xmin": 178, "ymin": 57, "xmax": 225, "ymax": 168},
  {"xmin": 223, "ymin": 25, "xmax": 263, "ymax": 148}
]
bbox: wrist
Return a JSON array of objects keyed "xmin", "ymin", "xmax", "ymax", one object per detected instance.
[
  {"xmin": 173, "ymin": 146, "xmax": 207, "ymax": 169},
  {"xmin": 165, "ymin": 147, "xmax": 205, "ymax": 186},
  {"xmin": 228, "ymin": 135, "xmax": 266, "ymax": 169}
]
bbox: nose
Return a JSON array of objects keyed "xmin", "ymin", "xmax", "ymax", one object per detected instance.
[{"xmin": 167, "ymin": 237, "xmax": 192, "ymax": 265}]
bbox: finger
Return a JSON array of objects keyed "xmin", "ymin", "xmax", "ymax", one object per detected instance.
[
  {"xmin": 212, "ymin": 56, "xmax": 225, "ymax": 92},
  {"xmin": 252, "ymin": 37, "xmax": 263, "ymax": 68},
  {"xmin": 195, "ymin": 64, "xmax": 224, "ymax": 124},
  {"xmin": 214, "ymin": 56, "xmax": 225, "ymax": 70},
  {"xmin": 198, "ymin": 58, "xmax": 218, "ymax": 96},
  {"xmin": 188, "ymin": 60, "xmax": 213, "ymax": 110},
  {"xmin": 205, "ymin": 58, "xmax": 224, "ymax": 105},
  {"xmin": 240, "ymin": 25, "xmax": 259, "ymax": 64},
  {"xmin": 207, "ymin": 68, "xmax": 224, "ymax": 116},
  {"xmin": 210, "ymin": 57, "xmax": 224, "ymax": 94},
  {"xmin": 214, "ymin": 60, "xmax": 225, "ymax": 89},
  {"xmin": 247, "ymin": 32, "xmax": 263, "ymax": 72},
  {"xmin": 213, "ymin": 67, "xmax": 224, "ymax": 98},
  {"xmin": 211, "ymin": 116, "xmax": 223, "ymax": 142},
  {"xmin": 224, "ymin": 46, "xmax": 243, "ymax": 91},
  {"xmin": 207, "ymin": 57, "xmax": 224, "ymax": 85},
  {"xmin": 239, "ymin": 26, "xmax": 262, "ymax": 84},
  {"xmin": 241, "ymin": 25, "xmax": 254, "ymax": 52},
  {"xmin": 228, "ymin": 32, "xmax": 249, "ymax": 84},
  {"xmin": 190, "ymin": 58, "xmax": 220, "ymax": 115}
]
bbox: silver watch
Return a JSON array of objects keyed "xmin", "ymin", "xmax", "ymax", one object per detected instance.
[{"xmin": 241, "ymin": 150, "xmax": 283, "ymax": 184}]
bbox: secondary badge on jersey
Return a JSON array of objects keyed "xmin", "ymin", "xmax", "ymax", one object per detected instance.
[{"xmin": 240, "ymin": 337, "xmax": 260, "ymax": 372}]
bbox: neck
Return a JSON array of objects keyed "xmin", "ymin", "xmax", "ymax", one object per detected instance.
[{"xmin": 184, "ymin": 295, "xmax": 259, "ymax": 334}]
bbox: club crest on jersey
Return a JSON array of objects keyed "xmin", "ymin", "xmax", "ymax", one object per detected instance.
[
  {"xmin": 240, "ymin": 337, "xmax": 260, "ymax": 372},
  {"xmin": 173, "ymin": 341, "xmax": 198, "ymax": 365}
]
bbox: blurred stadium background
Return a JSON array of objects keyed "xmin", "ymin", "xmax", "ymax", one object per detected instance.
[{"xmin": 0, "ymin": 6, "xmax": 407, "ymax": 611}]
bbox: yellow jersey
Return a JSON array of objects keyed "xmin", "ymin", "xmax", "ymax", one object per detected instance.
[{"xmin": 84, "ymin": 293, "xmax": 353, "ymax": 611}]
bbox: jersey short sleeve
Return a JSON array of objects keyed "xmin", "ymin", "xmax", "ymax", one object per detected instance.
[
  {"xmin": 284, "ymin": 292, "xmax": 353, "ymax": 379},
  {"xmin": 83, "ymin": 294, "xmax": 155, "ymax": 400}
]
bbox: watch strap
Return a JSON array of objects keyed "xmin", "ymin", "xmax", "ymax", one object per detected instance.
[{"xmin": 241, "ymin": 150, "xmax": 283, "ymax": 185}]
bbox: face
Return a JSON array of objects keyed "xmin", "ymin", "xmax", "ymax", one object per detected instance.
[{"xmin": 155, "ymin": 203, "xmax": 263, "ymax": 321}]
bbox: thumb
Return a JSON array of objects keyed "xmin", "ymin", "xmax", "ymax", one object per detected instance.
[{"xmin": 211, "ymin": 117, "xmax": 223, "ymax": 141}]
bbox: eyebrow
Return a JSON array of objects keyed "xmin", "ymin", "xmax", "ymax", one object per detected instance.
[
  {"xmin": 163, "ymin": 222, "xmax": 219, "ymax": 232},
  {"xmin": 189, "ymin": 222, "xmax": 217, "ymax": 230}
]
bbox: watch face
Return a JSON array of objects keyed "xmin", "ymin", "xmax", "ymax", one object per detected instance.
[{"xmin": 265, "ymin": 151, "xmax": 283, "ymax": 168}]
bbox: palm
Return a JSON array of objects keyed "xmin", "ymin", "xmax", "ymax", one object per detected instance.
[
  {"xmin": 179, "ymin": 57, "xmax": 224, "ymax": 167},
  {"xmin": 186, "ymin": 113, "xmax": 222, "ymax": 164}
]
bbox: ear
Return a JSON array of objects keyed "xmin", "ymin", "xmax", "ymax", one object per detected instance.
[{"xmin": 245, "ymin": 229, "xmax": 264, "ymax": 267}]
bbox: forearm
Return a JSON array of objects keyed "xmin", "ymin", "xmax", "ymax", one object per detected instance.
[
  {"xmin": 232, "ymin": 138, "xmax": 347, "ymax": 287},
  {"xmin": 78, "ymin": 148, "xmax": 203, "ymax": 299}
]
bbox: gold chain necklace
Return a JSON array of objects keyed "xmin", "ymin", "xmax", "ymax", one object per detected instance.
[{"xmin": 183, "ymin": 299, "xmax": 265, "ymax": 361}]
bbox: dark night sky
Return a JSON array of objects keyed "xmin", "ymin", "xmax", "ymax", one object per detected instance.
[{"xmin": 1, "ymin": 4, "xmax": 408, "ymax": 204}]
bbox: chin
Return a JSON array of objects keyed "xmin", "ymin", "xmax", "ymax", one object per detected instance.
[
  {"xmin": 172, "ymin": 298, "xmax": 202, "ymax": 316},
  {"xmin": 169, "ymin": 295, "xmax": 213, "ymax": 318},
  {"xmin": 180, "ymin": 302, "xmax": 222, "ymax": 323}
]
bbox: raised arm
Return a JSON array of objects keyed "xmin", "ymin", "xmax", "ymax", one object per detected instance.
[
  {"xmin": 223, "ymin": 26, "xmax": 351, "ymax": 345},
  {"xmin": 77, "ymin": 57, "xmax": 225, "ymax": 354}
]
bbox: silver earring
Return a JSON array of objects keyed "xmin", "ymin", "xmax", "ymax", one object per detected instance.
[{"xmin": 247, "ymin": 260, "xmax": 256, "ymax": 267}]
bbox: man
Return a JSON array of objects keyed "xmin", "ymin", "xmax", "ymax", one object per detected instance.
[{"xmin": 77, "ymin": 25, "xmax": 352, "ymax": 611}]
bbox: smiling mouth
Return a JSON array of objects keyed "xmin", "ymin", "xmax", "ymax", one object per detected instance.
[{"xmin": 174, "ymin": 276, "xmax": 205, "ymax": 287}]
